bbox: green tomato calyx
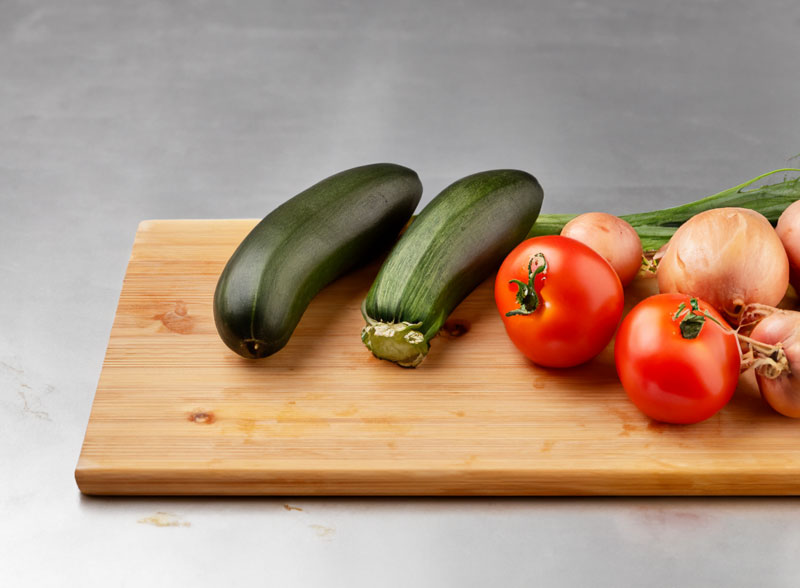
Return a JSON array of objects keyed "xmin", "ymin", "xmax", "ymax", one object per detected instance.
[
  {"xmin": 506, "ymin": 253, "xmax": 547, "ymax": 317},
  {"xmin": 674, "ymin": 297, "xmax": 724, "ymax": 339}
]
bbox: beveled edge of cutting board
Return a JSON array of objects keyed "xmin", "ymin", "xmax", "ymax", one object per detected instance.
[{"xmin": 75, "ymin": 462, "xmax": 800, "ymax": 496}]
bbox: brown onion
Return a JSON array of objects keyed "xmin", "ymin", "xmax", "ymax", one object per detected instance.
[
  {"xmin": 561, "ymin": 212, "xmax": 642, "ymax": 286},
  {"xmin": 776, "ymin": 199, "xmax": 800, "ymax": 291},
  {"xmin": 749, "ymin": 309, "xmax": 800, "ymax": 417},
  {"xmin": 657, "ymin": 207, "xmax": 789, "ymax": 324}
]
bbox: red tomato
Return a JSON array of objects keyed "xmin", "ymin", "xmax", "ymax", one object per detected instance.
[
  {"xmin": 495, "ymin": 235, "xmax": 624, "ymax": 368},
  {"xmin": 614, "ymin": 293, "xmax": 741, "ymax": 424}
]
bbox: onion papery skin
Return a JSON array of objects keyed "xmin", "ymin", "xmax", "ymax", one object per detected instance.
[
  {"xmin": 776, "ymin": 200, "xmax": 800, "ymax": 292},
  {"xmin": 656, "ymin": 207, "xmax": 789, "ymax": 325},
  {"xmin": 561, "ymin": 212, "xmax": 642, "ymax": 287}
]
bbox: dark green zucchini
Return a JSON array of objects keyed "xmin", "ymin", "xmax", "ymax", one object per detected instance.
[
  {"xmin": 214, "ymin": 163, "xmax": 422, "ymax": 358},
  {"xmin": 361, "ymin": 169, "xmax": 543, "ymax": 367}
]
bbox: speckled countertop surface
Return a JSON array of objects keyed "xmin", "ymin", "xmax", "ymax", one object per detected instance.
[{"xmin": 2, "ymin": 0, "xmax": 800, "ymax": 585}]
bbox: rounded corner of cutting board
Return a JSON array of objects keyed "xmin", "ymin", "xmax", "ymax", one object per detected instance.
[{"xmin": 74, "ymin": 461, "xmax": 96, "ymax": 496}]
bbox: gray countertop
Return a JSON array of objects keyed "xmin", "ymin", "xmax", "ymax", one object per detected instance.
[{"xmin": 2, "ymin": 0, "xmax": 800, "ymax": 585}]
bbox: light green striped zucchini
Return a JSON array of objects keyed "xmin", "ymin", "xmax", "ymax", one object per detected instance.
[{"xmin": 361, "ymin": 169, "xmax": 544, "ymax": 367}]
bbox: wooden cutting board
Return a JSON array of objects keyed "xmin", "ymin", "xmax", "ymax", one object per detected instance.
[{"xmin": 75, "ymin": 219, "xmax": 800, "ymax": 495}]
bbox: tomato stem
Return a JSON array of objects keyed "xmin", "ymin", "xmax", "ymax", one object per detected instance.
[
  {"xmin": 674, "ymin": 297, "xmax": 724, "ymax": 339},
  {"xmin": 673, "ymin": 300, "xmax": 791, "ymax": 377},
  {"xmin": 506, "ymin": 253, "xmax": 547, "ymax": 317}
]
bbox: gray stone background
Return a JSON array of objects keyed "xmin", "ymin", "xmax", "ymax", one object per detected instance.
[{"xmin": 2, "ymin": 0, "xmax": 799, "ymax": 585}]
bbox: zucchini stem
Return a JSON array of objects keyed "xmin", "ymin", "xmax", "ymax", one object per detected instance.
[{"xmin": 361, "ymin": 300, "xmax": 429, "ymax": 368}]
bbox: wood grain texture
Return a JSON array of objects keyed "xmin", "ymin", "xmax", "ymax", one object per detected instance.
[{"xmin": 76, "ymin": 220, "xmax": 800, "ymax": 495}]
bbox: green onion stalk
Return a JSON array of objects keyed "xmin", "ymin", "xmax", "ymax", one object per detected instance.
[{"xmin": 528, "ymin": 168, "xmax": 800, "ymax": 251}]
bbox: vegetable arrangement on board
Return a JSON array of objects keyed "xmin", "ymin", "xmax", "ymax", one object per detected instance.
[{"xmin": 213, "ymin": 163, "xmax": 800, "ymax": 424}]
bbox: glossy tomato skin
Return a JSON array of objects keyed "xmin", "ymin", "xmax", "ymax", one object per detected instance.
[
  {"xmin": 614, "ymin": 293, "xmax": 740, "ymax": 424},
  {"xmin": 494, "ymin": 235, "xmax": 624, "ymax": 368}
]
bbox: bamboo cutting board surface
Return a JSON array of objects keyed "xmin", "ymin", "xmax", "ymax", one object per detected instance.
[{"xmin": 76, "ymin": 219, "xmax": 800, "ymax": 495}]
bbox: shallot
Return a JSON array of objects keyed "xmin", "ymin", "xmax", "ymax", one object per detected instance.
[
  {"xmin": 746, "ymin": 307, "xmax": 800, "ymax": 417},
  {"xmin": 776, "ymin": 199, "xmax": 800, "ymax": 291},
  {"xmin": 560, "ymin": 212, "xmax": 642, "ymax": 286}
]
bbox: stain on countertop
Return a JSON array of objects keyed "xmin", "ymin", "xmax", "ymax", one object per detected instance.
[
  {"xmin": 309, "ymin": 524, "xmax": 335, "ymax": 539},
  {"xmin": 18, "ymin": 384, "xmax": 52, "ymax": 421},
  {"xmin": 137, "ymin": 512, "xmax": 191, "ymax": 527},
  {"xmin": 2, "ymin": 357, "xmax": 54, "ymax": 422}
]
